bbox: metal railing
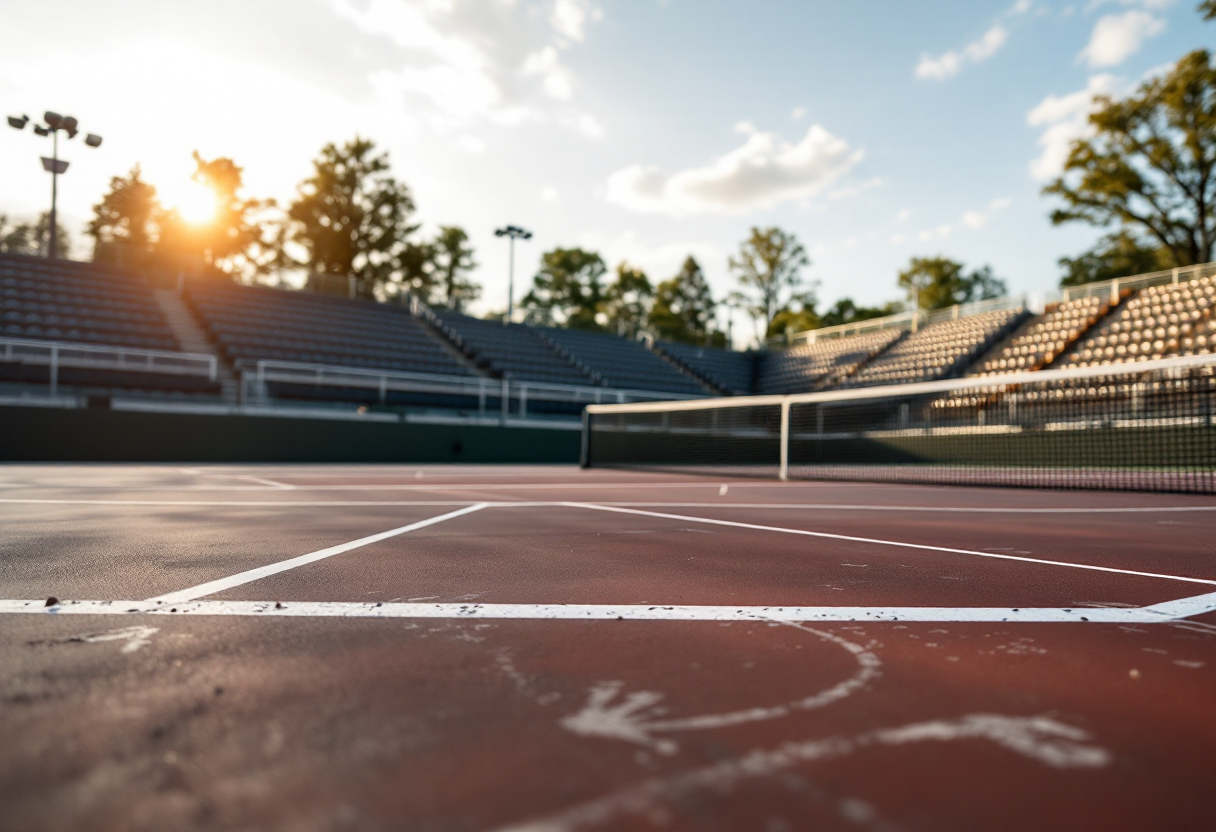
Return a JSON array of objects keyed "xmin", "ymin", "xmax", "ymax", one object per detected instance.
[
  {"xmin": 1060, "ymin": 262, "xmax": 1216, "ymax": 304},
  {"xmin": 1, "ymin": 337, "xmax": 217, "ymax": 397},
  {"xmin": 243, "ymin": 359, "xmax": 706, "ymax": 421},
  {"xmin": 789, "ymin": 295, "xmax": 1027, "ymax": 347}
]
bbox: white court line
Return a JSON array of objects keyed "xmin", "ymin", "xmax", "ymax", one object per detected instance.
[
  {"xmin": 565, "ymin": 503, "xmax": 1216, "ymax": 587},
  {"xmin": 3, "ymin": 591, "xmax": 1215, "ymax": 622},
  {"xmin": 147, "ymin": 503, "xmax": 489, "ymax": 604},
  {"xmin": 0, "ymin": 481, "xmax": 867, "ymax": 492},
  {"xmin": 4, "ymin": 498, "xmax": 1215, "ymax": 514},
  {"xmin": 239, "ymin": 476, "xmax": 295, "ymax": 490}
]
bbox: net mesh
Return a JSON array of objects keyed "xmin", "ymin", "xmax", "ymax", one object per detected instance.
[{"xmin": 584, "ymin": 356, "xmax": 1216, "ymax": 493}]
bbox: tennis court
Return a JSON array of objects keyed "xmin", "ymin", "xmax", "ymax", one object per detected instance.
[{"xmin": 2, "ymin": 463, "xmax": 1214, "ymax": 831}]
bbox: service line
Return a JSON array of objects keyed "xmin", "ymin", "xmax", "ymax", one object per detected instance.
[
  {"xmin": 3, "ymin": 591, "xmax": 1215, "ymax": 623},
  {"xmin": 148, "ymin": 503, "xmax": 490, "ymax": 604},
  {"xmin": 565, "ymin": 503, "xmax": 1216, "ymax": 587}
]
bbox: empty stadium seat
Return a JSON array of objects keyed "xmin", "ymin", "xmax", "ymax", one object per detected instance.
[
  {"xmin": 0, "ymin": 253, "xmax": 177, "ymax": 351},
  {"xmin": 969, "ymin": 296, "xmax": 1107, "ymax": 376},
  {"xmin": 655, "ymin": 341, "xmax": 757, "ymax": 394},
  {"xmin": 434, "ymin": 312, "xmax": 595, "ymax": 386},
  {"xmin": 537, "ymin": 328, "xmax": 709, "ymax": 394},
  {"xmin": 186, "ymin": 280, "xmax": 474, "ymax": 377},
  {"xmin": 841, "ymin": 309, "xmax": 1024, "ymax": 389},
  {"xmin": 1062, "ymin": 277, "xmax": 1216, "ymax": 367},
  {"xmin": 755, "ymin": 328, "xmax": 903, "ymax": 394}
]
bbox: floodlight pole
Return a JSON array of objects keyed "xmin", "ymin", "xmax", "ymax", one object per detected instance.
[
  {"xmin": 7, "ymin": 110, "xmax": 102, "ymax": 260},
  {"xmin": 48, "ymin": 129, "xmax": 60, "ymax": 260},
  {"xmin": 495, "ymin": 225, "xmax": 532, "ymax": 325}
]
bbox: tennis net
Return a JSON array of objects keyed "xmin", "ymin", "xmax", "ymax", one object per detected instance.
[{"xmin": 581, "ymin": 353, "xmax": 1216, "ymax": 493}]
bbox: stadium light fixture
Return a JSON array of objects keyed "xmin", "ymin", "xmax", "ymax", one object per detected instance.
[
  {"xmin": 6, "ymin": 110, "xmax": 103, "ymax": 259},
  {"xmin": 494, "ymin": 225, "xmax": 533, "ymax": 325}
]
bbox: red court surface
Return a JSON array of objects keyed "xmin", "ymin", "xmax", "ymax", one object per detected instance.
[{"xmin": 1, "ymin": 464, "xmax": 1215, "ymax": 831}]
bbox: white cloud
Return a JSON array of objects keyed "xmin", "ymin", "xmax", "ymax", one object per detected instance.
[
  {"xmin": 541, "ymin": 186, "xmax": 558, "ymax": 201},
  {"xmin": 330, "ymin": 0, "xmax": 599, "ymax": 126},
  {"xmin": 896, "ymin": 208, "xmax": 912, "ymax": 223},
  {"xmin": 1078, "ymin": 10, "xmax": 1165, "ymax": 68},
  {"xmin": 961, "ymin": 199, "xmax": 1010, "ymax": 229},
  {"xmin": 551, "ymin": 0, "xmax": 601, "ymax": 44},
  {"xmin": 916, "ymin": 24, "xmax": 1008, "ymax": 80},
  {"xmin": 523, "ymin": 46, "xmax": 574, "ymax": 100},
  {"xmin": 791, "ymin": 106, "xmax": 806, "ymax": 120},
  {"xmin": 1026, "ymin": 74, "xmax": 1118, "ymax": 179},
  {"xmin": 605, "ymin": 125, "xmax": 862, "ymax": 216}
]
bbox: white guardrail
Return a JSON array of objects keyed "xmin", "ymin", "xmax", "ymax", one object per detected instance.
[
  {"xmin": 1060, "ymin": 262, "xmax": 1216, "ymax": 304},
  {"xmin": 1, "ymin": 337, "xmax": 217, "ymax": 396},
  {"xmin": 788, "ymin": 295, "xmax": 1028, "ymax": 347},
  {"xmin": 243, "ymin": 359, "xmax": 706, "ymax": 420}
]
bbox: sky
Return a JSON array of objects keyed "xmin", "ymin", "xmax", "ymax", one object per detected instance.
[{"xmin": 1, "ymin": 0, "xmax": 1211, "ymax": 342}]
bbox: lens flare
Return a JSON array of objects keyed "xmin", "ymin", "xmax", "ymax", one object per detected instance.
[{"xmin": 174, "ymin": 180, "xmax": 218, "ymax": 224}]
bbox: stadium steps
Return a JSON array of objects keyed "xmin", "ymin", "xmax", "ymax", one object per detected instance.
[
  {"xmin": 649, "ymin": 342, "xmax": 741, "ymax": 396},
  {"xmin": 523, "ymin": 328, "xmax": 605, "ymax": 385},
  {"xmin": 1042, "ymin": 289, "xmax": 1135, "ymax": 369},
  {"xmin": 817, "ymin": 330, "xmax": 908, "ymax": 389},
  {"xmin": 154, "ymin": 288, "xmax": 239, "ymax": 401},
  {"xmin": 409, "ymin": 310, "xmax": 492, "ymax": 378}
]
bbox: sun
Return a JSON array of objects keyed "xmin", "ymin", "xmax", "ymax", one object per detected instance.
[{"xmin": 174, "ymin": 180, "xmax": 218, "ymax": 225}]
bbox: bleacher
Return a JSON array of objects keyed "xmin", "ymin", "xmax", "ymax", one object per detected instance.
[
  {"xmin": 969, "ymin": 296, "xmax": 1107, "ymax": 376},
  {"xmin": 655, "ymin": 341, "xmax": 756, "ymax": 394},
  {"xmin": 755, "ymin": 328, "xmax": 903, "ymax": 394},
  {"xmin": 187, "ymin": 281, "xmax": 471, "ymax": 377},
  {"xmin": 433, "ymin": 312, "xmax": 594, "ymax": 387},
  {"xmin": 841, "ymin": 308, "xmax": 1024, "ymax": 388},
  {"xmin": 1061, "ymin": 276, "xmax": 1216, "ymax": 367},
  {"xmin": 0, "ymin": 253, "xmax": 223, "ymax": 394},
  {"xmin": 1, "ymin": 254, "xmax": 175, "ymax": 351},
  {"xmin": 537, "ymin": 327, "xmax": 709, "ymax": 394}
]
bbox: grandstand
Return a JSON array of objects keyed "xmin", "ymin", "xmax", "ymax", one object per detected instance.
[
  {"xmin": 5, "ymin": 252, "xmax": 1216, "ymax": 436},
  {"xmin": 840, "ymin": 307, "xmax": 1025, "ymax": 388},
  {"xmin": 537, "ymin": 327, "xmax": 710, "ymax": 395}
]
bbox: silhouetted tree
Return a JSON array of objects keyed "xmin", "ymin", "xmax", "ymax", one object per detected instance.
[
  {"xmin": 87, "ymin": 165, "xmax": 159, "ymax": 264},
  {"xmin": 728, "ymin": 227, "xmax": 811, "ymax": 340},
  {"xmin": 287, "ymin": 137, "xmax": 419, "ymax": 299},
  {"xmin": 1058, "ymin": 231, "xmax": 1172, "ymax": 287},
  {"xmin": 818, "ymin": 298, "xmax": 903, "ymax": 328},
  {"xmin": 650, "ymin": 256, "xmax": 723, "ymax": 345},
  {"xmin": 898, "ymin": 256, "xmax": 1006, "ymax": 311},
  {"xmin": 1044, "ymin": 50, "xmax": 1216, "ymax": 267},
  {"xmin": 604, "ymin": 262, "xmax": 653, "ymax": 338},
  {"xmin": 521, "ymin": 247, "xmax": 607, "ymax": 329},
  {"xmin": 0, "ymin": 212, "xmax": 71, "ymax": 258},
  {"xmin": 431, "ymin": 226, "xmax": 479, "ymax": 310}
]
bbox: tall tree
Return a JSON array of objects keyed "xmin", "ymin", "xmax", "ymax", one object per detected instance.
[
  {"xmin": 1058, "ymin": 230, "xmax": 1172, "ymax": 287},
  {"xmin": 1201, "ymin": 0, "xmax": 1215, "ymax": 21},
  {"xmin": 287, "ymin": 137, "xmax": 419, "ymax": 299},
  {"xmin": 649, "ymin": 256, "xmax": 722, "ymax": 345},
  {"xmin": 1043, "ymin": 49, "xmax": 1216, "ymax": 266},
  {"xmin": 818, "ymin": 298, "xmax": 903, "ymax": 328},
  {"xmin": 727, "ymin": 227, "xmax": 811, "ymax": 340},
  {"xmin": 158, "ymin": 152, "xmax": 275, "ymax": 279},
  {"xmin": 898, "ymin": 256, "xmax": 1006, "ymax": 310},
  {"xmin": 521, "ymin": 247, "xmax": 608, "ymax": 329},
  {"xmin": 604, "ymin": 262, "xmax": 653, "ymax": 338},
  {"xmin": 431, "ymin": 226, "xmax": 479, "ymax": 310},
  {"xmin": 0, "ymin": 213, "xmax": 71, "ymax": 258},
  {"xmin": 87, "ymin": 165, "xmax": 160, "ymax": 263}
]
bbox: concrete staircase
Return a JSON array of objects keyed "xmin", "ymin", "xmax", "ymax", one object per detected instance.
[{"xmin": 153, "ymin": 288, "xmax": 241, "ymax": 402}]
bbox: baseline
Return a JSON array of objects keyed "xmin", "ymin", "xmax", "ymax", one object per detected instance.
[
  {"xmin": 565, "ymin": 503, "xmax": 1216, "ymax": 587},
  {"xmin": 3, "ymin": 591, "xmax": 1215, "ymax": 622}
]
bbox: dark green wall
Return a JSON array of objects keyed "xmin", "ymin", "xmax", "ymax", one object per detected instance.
[{"xmin": 0, "ymin": 406, "xmax": 581, "ymax": 463}]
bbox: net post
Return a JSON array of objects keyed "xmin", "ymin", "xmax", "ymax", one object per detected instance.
[
  {"xmin": 580, "ymin": 407, "xmax": 591, "ymax": 468},
  {"xmin": 778, "ymin": 399, "xmax": 790, "ymax": 481}
]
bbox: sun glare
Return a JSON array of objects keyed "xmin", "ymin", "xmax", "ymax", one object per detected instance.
[{"xmin": 173, "ymin": 180, "xmax": 218, "ymax": 225}]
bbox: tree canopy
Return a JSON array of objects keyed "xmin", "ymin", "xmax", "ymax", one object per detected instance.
[
  {"xmin": 1044, "ymin": 49, "xmax": 1216, "ymax": 268},
  {"xmin": 431, "ymin": 226, "xmax": 479, "ymax": 311},
  {"xmin": 87, "ymin": 165, "xmax": 159, "ymax": 261},
  {"xmin": 521, "ymin": 247, "xmax": 608, "ymax": 329},
  {"xmin": 727, "ymin": 227, "xmax": 812, "ymax": 340},
  {"xmin": 603, "ymin": 262, "xmax": 653, "ymax": 338},
  {"xmin": 818, "ymin": 298, "xmax": 903, "ymax": 328},
  {"xmin": 287, "ymin": 137, "xmax": 419, "ymax": 299},
  {"xmin": 1058, "ymin": 230, "xmax": 1173, "ymax": 287},
  {"xmin": 1, "ymin": 213, "xmax": 71, "ymax": 258},
  {"xmin": 649, "ymin": 256, "xmax": 722, "ymax": 345},
  {"xmin": 898, "ymin": 256, "xmax": 1006, "ymax": 310}
]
